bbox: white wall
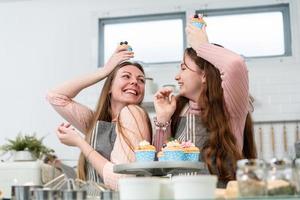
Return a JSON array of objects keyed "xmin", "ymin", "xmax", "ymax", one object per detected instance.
[{"xmin": 0, "ymin": 0, "xmax": 299, "ymax": 163}]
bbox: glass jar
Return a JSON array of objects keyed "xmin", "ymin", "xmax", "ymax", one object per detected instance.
[
  {"xmin": 266, "ymin": 158, "xmax": 296, "ymax": 196},
  {"xmin": 236, "ymin": 159, "xmax": 267, "ymax": 197}
]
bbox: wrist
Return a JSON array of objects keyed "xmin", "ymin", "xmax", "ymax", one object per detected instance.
[
  {"xmin": 99, "ymin": 65, "xmax": 111, "ymax": 76},
  {"xmin": 86, "ymin": 148, "xmax": 95, "ymax": 162},
  {"xmin": 77, "ymin": 138, "xmax": 88, "ymax": 149},
  {"xmin": 156, "ymin": 115, "xmax": 171, "ymax": 124},
  {"xmin": 154, "ymin": 117, "xmax": 171, "ymax": 131}
]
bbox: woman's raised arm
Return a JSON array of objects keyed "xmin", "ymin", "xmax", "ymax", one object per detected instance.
[{"xmin": 47, "ymin": 46, "xmax": 134, "ymax": 134}]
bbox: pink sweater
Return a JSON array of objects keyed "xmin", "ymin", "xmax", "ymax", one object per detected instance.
[
  {"xmin": 195, "ymin": 43, "xmax": 250, "ymax": 151},
  {"xmin": 47, "ymin": 92, "xmax": 150, "ymax": 190}
]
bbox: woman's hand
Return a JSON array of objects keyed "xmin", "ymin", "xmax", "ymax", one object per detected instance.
[
  {"xmin": 153, "ymin": 88, "xmax": 177, "ymax": 123},
  {"xmin": 103, "ymin": 45, "xmax": 134, "ymax": 74},
  {"xmin": 185, "ymin": 21, "xmax": 209, "ymax": 51},
  {"xmin": 56, "ymin": 122, "xmax": 83, "ymax": 147}
]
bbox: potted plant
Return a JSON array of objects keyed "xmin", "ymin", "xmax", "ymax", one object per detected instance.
[{"xmin": 0, "ymin": 133, "xmax": 54, "ymax": 161}]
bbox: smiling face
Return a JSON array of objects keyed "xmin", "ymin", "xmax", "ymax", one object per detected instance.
[
  {"xmin": 110, "ymin": 65, "xmax": 145, "ymax": 108},
  {"xmin": 175, "ymin": 53, "xmax": 205, "ymax": 102}
]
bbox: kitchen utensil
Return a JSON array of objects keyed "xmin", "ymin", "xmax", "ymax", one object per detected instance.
[
  {"xmin": 259, "ymin": 127, "xmax": 263, "ymax": 158},
  {"xmin": 296, "ymin": 124, "xmax": 299, "ymax": 141},
  {"xmin": 283, "ymin": 124, "xmax": 288, "ymax": 153},
  {"xmin": 43, "ymin": 174, "xmax": 110, "ymax": 199},
  {"xmin": 271, "ymin": 125, "xmax": 275, "ymax": 157}
]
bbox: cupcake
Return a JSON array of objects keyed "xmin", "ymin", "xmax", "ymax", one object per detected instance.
[
  {"xmin": 135, "ymin": 140, "xmax": 156, "ymax": 162},
  {"xmin": 120, "ymin": 41, "xmax": 133, "ymax": 51},
  {"xmin": 181, "ymin": 141, "xmax": 200, "ymax": 161},
  {"xmin": 162, "ymin": 140, "xmax": 184, "ymax": 161},
  {"xmin": 191, "ymin": 14, "xmax": 206, "ymax": 29}
]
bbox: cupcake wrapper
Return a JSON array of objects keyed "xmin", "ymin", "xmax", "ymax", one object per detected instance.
[
  {"xmin": 158, "ymin": 156, "xmax": 166, "ymax": 161},
  {"xmin": 163, "ymin": 150, "xmax": 184, "ymax": 161},
  {"xmin": 184, "ymin": 152, "xmax": 200, "ymax": 161},
  {"xmin": 135, "ymin": 151, "xmax": 155, "ymax": 162},
  {"xmin": 192, "ymin": 22, "xmax": 204, "ymax": 29}
]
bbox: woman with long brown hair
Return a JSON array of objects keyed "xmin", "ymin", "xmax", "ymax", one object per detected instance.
[
  {"xmin": 47, "ymin": 45, "xmax": 152, "ymax": 190},
  {"xmin": 153, "ymin": 21, "xmax": 256, "ymax": 187}
]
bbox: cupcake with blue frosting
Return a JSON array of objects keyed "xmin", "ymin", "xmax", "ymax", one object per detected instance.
[
  {"xmin": 135, "ymin": 140, "xmax": 156, "ymax": 162},
  {"xmin": 191, "ymin": 14, "xmax": 206, "ymax": 29},
  {"xmin": 162, "ymin": 140, "xmax": 184, "ymax": 161},
  {"xmin": 181, "ymin": 141, "xmax": 200, "ymax": 161}
]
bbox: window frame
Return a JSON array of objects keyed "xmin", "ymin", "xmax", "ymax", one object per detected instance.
[
  {"xmin": 98, "ymin": 12, "xmax": 186, "ymax": 66},
  {"xmin": 197, "ymin": 3, "xmax": 292, "ymax": 59}
]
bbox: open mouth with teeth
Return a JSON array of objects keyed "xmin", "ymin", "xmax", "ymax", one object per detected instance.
[{"xmin": 124, "ymin": 89, "xmax": 139, "ymax": 96}]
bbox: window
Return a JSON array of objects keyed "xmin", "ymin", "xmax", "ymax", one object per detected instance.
[
  {"xmin": 197, "ymin": 4, "xmax": 291, "ymax": 58},
  {"xmin": 99, "ymin": 13, "xmax": 185, "ymax": 66}
]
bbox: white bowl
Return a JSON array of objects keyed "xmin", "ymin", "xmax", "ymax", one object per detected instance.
[
  {"xmin": 172, "ymin": 175, "xmax": 217, "ymax": 199},
  {"xmin": 118, "ymin": 177, "xmax": 161, "ymax": 200},
  {"xmin": 159, "ymin": 178, "xmax": 174, "ymax": 200}
]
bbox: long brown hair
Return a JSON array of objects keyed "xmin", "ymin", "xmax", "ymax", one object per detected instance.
[
  {"xmin": 180, "ymin": 48, "xmax": 243, "ymax": 182},
  {"xmin": 243, "ymin": 113, "xmax": 257, "ymax": 159},
  {"xmin": 77, "ymin": 61, "xmax": 151, "ymax": 180}
]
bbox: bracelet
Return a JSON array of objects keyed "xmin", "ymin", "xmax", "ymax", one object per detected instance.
[
  {"xmin": 153, "ymin": 117, "xmax": 171, "ymax": 131},
  {"xmin": 86, "ymin": 149, "xmax": 95, "ymax": 161}
]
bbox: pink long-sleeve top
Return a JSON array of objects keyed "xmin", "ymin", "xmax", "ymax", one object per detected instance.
[
  {"xmin": 195, "ymin": 43, "xmax": 250, "ymax": 151},
  {"xmin": 46, "ymin": 92, "xmax": 150, "ymax": 190}
]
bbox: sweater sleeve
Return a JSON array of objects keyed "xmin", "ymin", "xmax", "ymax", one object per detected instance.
[
  {"xmin": 195, "ymin": 43, "xmax": 249, "ymax": 149},
  {"xmin": 153, "ymin": 126, "xmax": 171, "ymax": 152},
  {"xmin": 102, "ymin": 105, "xmax": 151, "ymax": 190},
  {"xmin": 46, "ymin": 91, "xmax": 94, "ymax": 134}
]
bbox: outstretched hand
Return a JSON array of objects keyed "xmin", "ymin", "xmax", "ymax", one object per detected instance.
[
  {"xmin": 185, "ymin": 20, "xmax": 209, "ymax": 51},
  {"xmin": 103, "ymin": 45, "xmax": 134, "ymax": 74},
  {"xmin": 154, "ymin": 88, "xmax": 177, "ymax": 123},
  {"xmin": 56, "ymin": 122, "xmax": 83, "ymax": 147}
]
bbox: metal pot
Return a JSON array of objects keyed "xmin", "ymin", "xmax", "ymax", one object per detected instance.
[
  {"xmin": 61, "ymin": 189, "xmax": 87, "ymax": 200},
  {"xmin": 101, "ymin": 190, "xmax": 119, "ymax": 200},
  {"xmin": 11, "ymin": 185, "xmax": 42, "ymax": 200},
  {"xmin": 32, "ymin": 188, "xmax": 60, "ymax": 200}
]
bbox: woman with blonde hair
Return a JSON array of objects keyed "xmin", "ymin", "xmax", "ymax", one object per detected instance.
[
  {"xmin": 47, "ymin": 45, "xmax": 152, "ymax": 190},
  {"xmin": 153, "ymin": 22, "xmax": 256, "ymax": 187}
]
